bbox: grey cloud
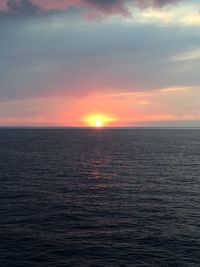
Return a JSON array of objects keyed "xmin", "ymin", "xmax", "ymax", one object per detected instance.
[
  {"xmin": 0, "ymin": 0, "xmax": 186, "ymax": 17},
  {"xmin": 7, "ymin": 0, "xmax": 38, "ymax": 14}
]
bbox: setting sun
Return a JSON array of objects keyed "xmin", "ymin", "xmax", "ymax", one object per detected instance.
[
  {"xmin": 95, "ymin": 119, "xmax": 103, "ymax": 127},
  {"xmin": 84, "ymin": 114, "xmax": 115, "ymax": 128}
]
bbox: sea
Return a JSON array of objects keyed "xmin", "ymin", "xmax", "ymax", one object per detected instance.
[{"xmin": 0, "ymin": 128, "xmax": 200, "ymax": 267}]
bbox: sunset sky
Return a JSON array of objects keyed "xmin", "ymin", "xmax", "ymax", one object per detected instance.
[{"xmin": 0, "ymin": 0, "xmax": 199, "ymax": 127}]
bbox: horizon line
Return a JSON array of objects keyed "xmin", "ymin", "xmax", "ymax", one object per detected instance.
[{"xmin": 0, "ymin": 126, "xmax": 200, "ymax": 130}]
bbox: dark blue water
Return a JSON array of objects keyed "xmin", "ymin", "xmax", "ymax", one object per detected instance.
[{"xmin": 0, "ymin": 129, "xmax": 200, "ymax": 267}]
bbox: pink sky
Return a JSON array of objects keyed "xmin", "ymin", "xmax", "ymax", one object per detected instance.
[{"xmin": 0, "ymin": 0, "xmax": 199, "ymax": 126}]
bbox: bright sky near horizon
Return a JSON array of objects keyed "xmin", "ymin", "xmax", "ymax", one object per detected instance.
[{"xmin": 0, "ymin": 0, "xmax": 199, "ymax": 127}]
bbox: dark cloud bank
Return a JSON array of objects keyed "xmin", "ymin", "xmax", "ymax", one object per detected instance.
[{"xmin": 0, "ymin": 0, "xmax": 185, "ymax": 16}]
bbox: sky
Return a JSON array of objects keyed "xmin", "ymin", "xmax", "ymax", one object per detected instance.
[{"xmin": 0, "ymin": 0, "xmax": 200, "ymax": 127}]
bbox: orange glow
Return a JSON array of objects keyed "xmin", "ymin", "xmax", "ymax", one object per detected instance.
[{"xmin": 84, "ymin": 114, "xmax": 115, "ymax": 127}]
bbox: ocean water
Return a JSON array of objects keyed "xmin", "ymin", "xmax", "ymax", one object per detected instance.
[{"xmin": 0, "ymin": 128, "xmax": 200, "ymax": 267}]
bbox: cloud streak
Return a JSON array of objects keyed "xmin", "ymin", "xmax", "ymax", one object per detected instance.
[
  {"xmin": 0, "ymin": 0, "xmax": 186, "ymax": 16},
  {"xmin": 171, "ymin": 49, "xmax": 200, "ymax": 62}
]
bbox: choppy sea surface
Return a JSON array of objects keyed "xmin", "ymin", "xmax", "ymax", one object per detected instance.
[{"xmin": 0, "ymin": 128, "xmax": 200, "ymax": 267}]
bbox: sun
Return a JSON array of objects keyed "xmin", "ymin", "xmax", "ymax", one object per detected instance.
[
  {"xmin": 95, "ymin": 119, "xmax": 103, "ymax": 127},
  {"xmin": 84, "ymin": 114, "xmax": 115, "ymax": 128}
]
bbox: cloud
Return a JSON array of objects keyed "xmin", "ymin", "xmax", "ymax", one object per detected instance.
[
  {"xmin": 171, "ymin": 49, "xmax": 200, "ymax": 61},
  {"xmin": 181, "ymin": 14, "xmax": 200, "ymax": 26},
  {"xmin": 0, "ymin": 0, "xmax": 186, "ymax": 16},
  {"xmin": 0, "ymin": 0, "xmax": 7, "ymax": 11},
  {"xmin": 0, "ymin": 0, "xmax": 38, "ymax": 14},
  {"xmin": 134, "ymin": 3, "xmax": 200, "ymax": 26}
]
